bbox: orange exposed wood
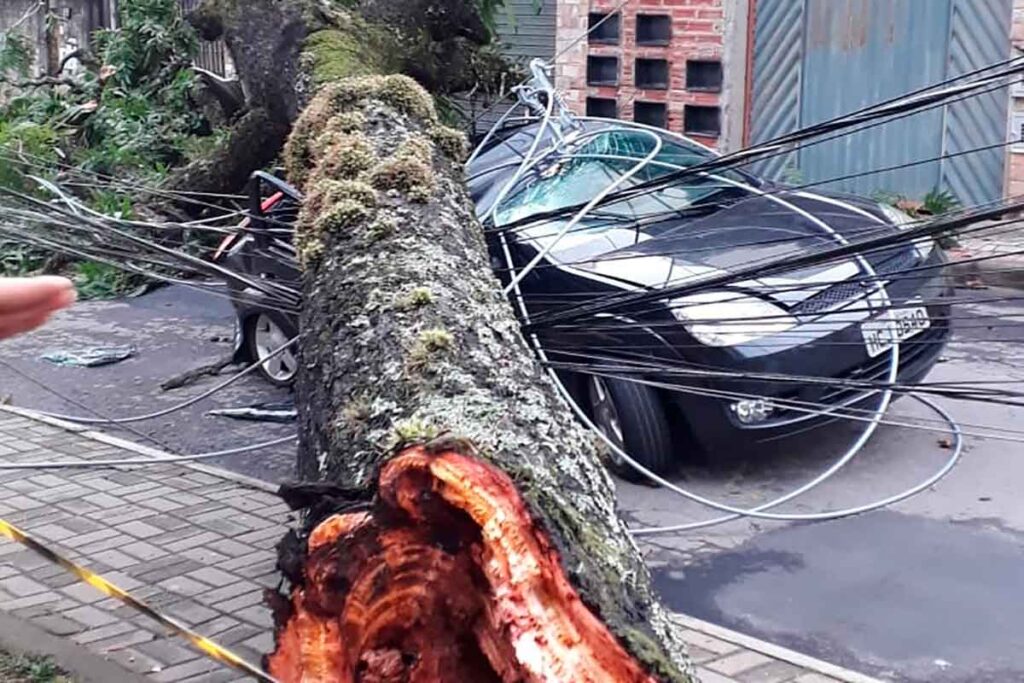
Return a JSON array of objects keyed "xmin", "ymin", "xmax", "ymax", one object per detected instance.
[{"xmin": 267, "ymin": 446, "xmax": 659, "ymax": 683}]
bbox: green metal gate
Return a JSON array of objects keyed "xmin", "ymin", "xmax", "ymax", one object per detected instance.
[{"xmin": 748, "ymin": 0, "xmax": 1012, "ymax": 205}]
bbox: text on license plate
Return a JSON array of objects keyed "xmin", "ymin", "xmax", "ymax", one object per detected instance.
[{"xmin": 861, "ymin": 306, "xmax": 930, "ymax": 358}]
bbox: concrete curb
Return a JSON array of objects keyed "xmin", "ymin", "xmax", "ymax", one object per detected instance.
[
  {"xmin": 0, "ymin": 404, "xmax": 280, "ymax": 493},
  {"xmin": 672, "ymin": 614, "xmax": 884, "ymax": 683},
  {"xmin": 947, "ymin": 245, "xmax": 1024, "ymax": 290},
  {"xmin": 0, "ymin": 610, "xmax": 149, "ymax": 683}
]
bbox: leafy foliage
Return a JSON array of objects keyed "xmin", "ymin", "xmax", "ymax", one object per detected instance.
[
  {"xmin": 79, "ymin": 0, "xmax": 206, "ymax": 177},
  {"xmin": 876, "ymin": 186, "xmax": 962, "ymax": 249},
  {"xmin": 473, "ymin": 0, "xmax": 544, "ymax": 35},
  {"xmin": 0, "ymin": 0, "xmax": 207, "ymax": 182},
  {"xmin": 875, "ymin": 186, "xmax": 960, "ymax": 218},
  {"xmin": 0, "ymin": 240, "xmax": 48, "ymax": 277},
  {"xmin": 0, "ymin": 650, "xmax": 71, "ymax": 683},
  {"xmin": 921, "ymin": 187, "xmax": 960, "ymax": 217},
  {"xmin": 475, "ymin": 0, "xmax": 511, "ymax": 34},
  {"xmin": 73, "ymin": 261, "xmax": 132, "ymax": 299},
  {"xmin": 0, "ymin": 0, "xmax": 218, "ymax": 293},
  {"xmin": 0, "ymin": 118, "xmax": 59, "ymax": 190},
  {"xmin": 96, "ymin": 0, "xmax": 197, "ymax": 87},
  {"xmin": 0, "ymin": 31, "xmax": 32, "ymax": 77}
]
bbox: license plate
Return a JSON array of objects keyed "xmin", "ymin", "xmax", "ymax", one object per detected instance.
[{"xmin": 861, "ymin": 306, "xmax": 930, "ymax": 358}]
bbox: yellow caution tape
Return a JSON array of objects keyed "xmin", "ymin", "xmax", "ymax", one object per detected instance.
[{"xmin": 0, "ymin": 517, "xmax": 278, "ymax": 682}]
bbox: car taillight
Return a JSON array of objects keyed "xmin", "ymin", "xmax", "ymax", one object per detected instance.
[
  {"xmin": 213, "ymin": 192, "xmax": 287, "ymax": 262},
  {"xmin": 213, "ymin": 219, "xmax": 247, "ymax": 262}
]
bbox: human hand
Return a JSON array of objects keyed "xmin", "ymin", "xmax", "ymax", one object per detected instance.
[{"xmin": 0, "ymin": 277, "xmax": 77, "ymax": 341}]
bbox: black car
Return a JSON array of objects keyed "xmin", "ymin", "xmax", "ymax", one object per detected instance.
[
  {"xmin": 215, "ymin": 172, "xmax": 303, "ymax": 386},
  {"xmin": 220, "ymin": 119, "xmax": 953, "ymax": 476}
]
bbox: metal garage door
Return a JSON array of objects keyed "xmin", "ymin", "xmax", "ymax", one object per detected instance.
[{"xmin": 748, "ymin": 0, "xmax": 1012, "ymax": 205}]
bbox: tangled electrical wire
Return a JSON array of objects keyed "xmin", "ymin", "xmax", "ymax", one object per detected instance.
[
  {"xmin": 0, "ymin": 16, "xmax": 1021, "ymax": 679},
  {"xmin": 1, "ymin": 50, "xmax": 1023, "ymax": 542},
  {"xmin": 463, "ymin": 56, "xmax": 1024, "ymax": 536}
]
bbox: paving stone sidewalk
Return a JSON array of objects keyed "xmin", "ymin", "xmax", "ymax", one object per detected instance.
[{"xmin": 0, "ymin": 407, "xmax": 879, "ymax": 683}]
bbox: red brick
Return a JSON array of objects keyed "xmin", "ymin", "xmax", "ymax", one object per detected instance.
[
  {"xmin": 688, "ymin": 133, "xmax": 719, "ymax": 149},
  {"xmin": 679, "ymin": 20, "xmax": 715, "ymax": 32},
  {"xmin": 555, "ymin": 0, "xmax": 722, "ymax": 145}
]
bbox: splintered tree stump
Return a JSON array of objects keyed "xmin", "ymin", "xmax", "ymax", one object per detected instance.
[
  {"xmin": 268, "ymin": 446, "xmax": 659, "ymax": 683},
  {"xmin": 276, "ymin": 73, "xmax": 694, "ymax": 681}
]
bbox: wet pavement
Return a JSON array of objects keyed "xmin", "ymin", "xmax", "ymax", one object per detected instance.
[
  {"xmin": 1, "ymin": 283, "xmax": 1023, "ymax": 681},
  {"xmin": 651, "ymin": 512, "xmax": 1024, "ymax": 682},
  {"xmin": 622, "ymin": 290, "xmax": 1024, "ymax": 682},
  {"xmin": 0, "ymin": 285, "xmax": 295, "ymax": 483}
]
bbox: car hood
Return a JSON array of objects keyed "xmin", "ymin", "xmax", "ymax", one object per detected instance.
[{"xmin": 519, "ymin": 189, "xmax": 902, "ymax": 309}]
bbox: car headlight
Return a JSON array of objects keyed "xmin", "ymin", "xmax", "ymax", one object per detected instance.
[
  {"xmin": 669, "ymin": 292, "xmax": 798, "ymax": 347},
  {"xmin": 878, "ymin": 203, "xmax": 934, "ymax": 261}
]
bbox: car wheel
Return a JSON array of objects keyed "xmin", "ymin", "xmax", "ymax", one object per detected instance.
[
  {"xmin": 246, "ymin": 312, "xmax": 298, "ymax": 387},
  {"xmin": 585, "ymin": 376, "xmax": 675, "ymax": 482}
]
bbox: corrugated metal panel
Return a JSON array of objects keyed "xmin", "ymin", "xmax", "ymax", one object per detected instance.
[
  {"xmin": 459, "ymin": 0, "xmax": 557, "ymax": 137},
  {"xmin": 942, "ymin": 0, "xmax": 1012, "ymax": 205},
  {"xmin": 178, "ymin": 0, "xmax": 229, "ymax": 75},
  {"xmin": 797, "ymin": 0, "xmax": 951, "ymax": 199},
  {"xmin": 748, "ymin": 0, "xmax": 806, "ymax": 180},
  {"xmin": 493, "ymin": 0, "xmax": 556, "ymax": 63},
  {"xmin": 749, "ymin": 0, "xmax": 1011, "ymax": 203}
]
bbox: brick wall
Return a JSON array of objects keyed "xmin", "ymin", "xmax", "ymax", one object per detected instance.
[
  {"xmin": 555, "ymin": 0, "xmax": 726, "ymax": 148},
  {"xmin": 555, "ymin": 0, "xmax": 589, "ymax": 113}
]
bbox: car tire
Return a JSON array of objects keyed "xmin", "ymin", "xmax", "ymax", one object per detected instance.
[
  {"xmin": 584, "ymin": 376, "xmax": 675, "ymax": 483},
  {"xmin": 245, "ymin": 312, "xmax": 299, "ymax": 387}
]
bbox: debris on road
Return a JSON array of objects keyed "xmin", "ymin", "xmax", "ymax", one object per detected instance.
[
  {"xmin": 160, "ymin": 354, "xmax": 235, "ymax": 391},
  {"xmin": 41, "ymin": 345, "xmax": 136, "ymax": 368},
  {"xmin": 208, "ymin": 401, "xmax": 297, "ymax": 423}
]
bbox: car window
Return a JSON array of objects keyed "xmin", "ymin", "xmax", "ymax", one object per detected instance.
[{"xmin": 494, "ymin": 129, "xmax": 742, "ymax": 227}]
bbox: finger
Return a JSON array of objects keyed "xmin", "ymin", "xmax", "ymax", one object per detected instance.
[
  {"xmin": 0, "ymin": 308, "xmax": 54, "ymax": 341},
  {"xmin": 0, "ymin": 277, "xmax": 76, "ymax": 315}
]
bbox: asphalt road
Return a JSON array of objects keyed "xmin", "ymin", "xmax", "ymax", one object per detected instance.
[
  {"xmin": 1, "ymin": 283, "xmax": 1022, "ymax": 681},
  {"xmin": 622, "ymin": 290, "xmax": 1024, "ymax": 682},
  {"xmin": 0, "ymin": 285, "xmax": 296, "ymax": 483}
]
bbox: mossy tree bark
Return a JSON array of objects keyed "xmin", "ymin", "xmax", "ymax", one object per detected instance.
[
  {"xmin": 276, "ymin": 74, "xmax": 695, "ymax": 681},
  {"xmin": 172, "ymin": 0, "xmax": 508, "ymax": 203},
  {"xmin": 186, "ymin": 1, "xmax": 695, "ymax": 679}
]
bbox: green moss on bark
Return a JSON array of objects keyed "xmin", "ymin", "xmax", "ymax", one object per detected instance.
[
  {"xmin": 304, "ymin": 28, "xmax": 387, "ymax": 86},
  {"xmin": 316, "ymin": 132, "xmax": 376, "ymax": 179},
  {"xmin": 429, "ymin": 125, "xmax": 470, "ymax": 162},
  {"xmin": 296, "ymin": 179, "xmax": 378, "ymax": 266},
  {"xmin": 368, "ymin": 135, "xmax": 437, "ymax": 202},
  {"xmin": 284, "ymin": 75, "xmax": 439, "ymax": 189}
]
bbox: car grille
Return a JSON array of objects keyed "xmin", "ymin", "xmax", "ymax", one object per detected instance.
[
  {"xmin": 766, "ymin": 320, "xmax": 949, "ymax": 423},
  {"xmin": 793, "ymin": 280, "xmax": 865, "ymax": 316},
  {"xmin": 820, "ymin": 322, "xmax": 946, "ymax": 403},
  {"xmin": 792, "ymin": 248, "xmax": 919, "ymax": 316}
]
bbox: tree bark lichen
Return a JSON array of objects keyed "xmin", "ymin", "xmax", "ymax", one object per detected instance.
[
  {"xmin": 174, "ymin": 0, "xmax": 506, "ymax": 201},
  {"xmin": 287, "ymin": 75, "xmax": 695, "ymax": 681}
]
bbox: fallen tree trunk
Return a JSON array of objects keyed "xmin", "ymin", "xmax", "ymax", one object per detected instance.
[
  {"xmin": 271, "ymin": 447, "xmax": 674, "ymax": 682},
  {"xmin": 268, "ymin": 74, "xmax": 695, "ymax": 681}
]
